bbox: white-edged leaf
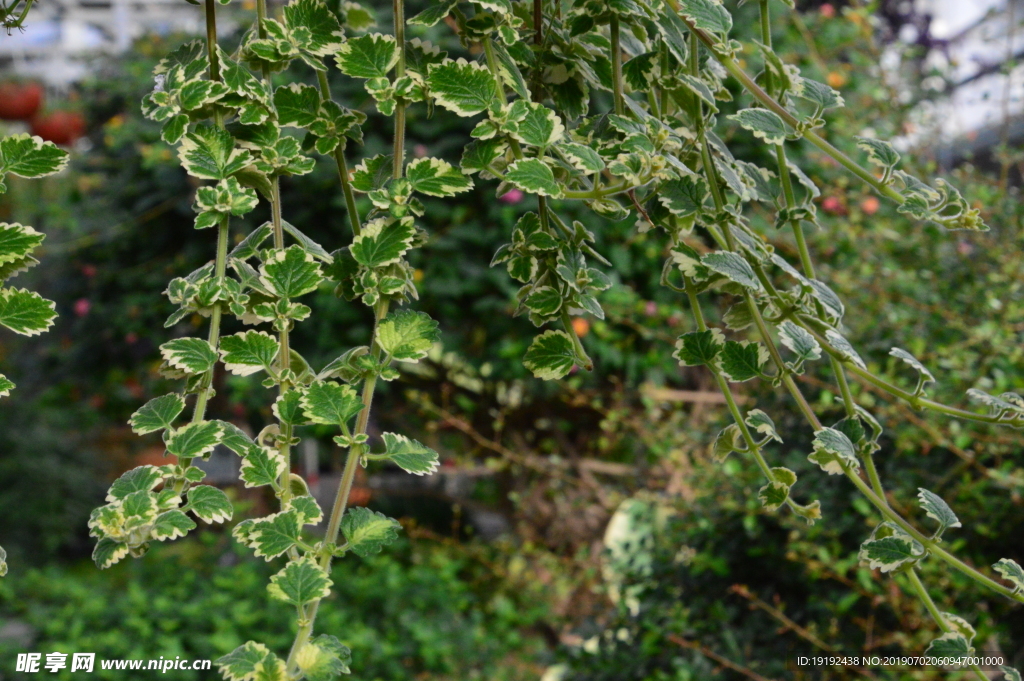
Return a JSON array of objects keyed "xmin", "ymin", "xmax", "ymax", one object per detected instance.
[
  {"xmin": 335, "ymin": 33, "xmax": 399, "ymax": 78},
  {"xmin": 406, "ymin": 157, "xmax": 473, "ymax": 197},
  {"xmin": 509, "ymin": 102, "xmax": 564, "ymax": 148},
  {"xmin": 745, "ymin": 409, "xmax": 781, "ymax": 442},
  {"xmin": 160, "ymin": 337, "xmax": 219, "ymax": 374},
  {"xmin": 0, "ymin": 287, "xmax": 56, "ymax": 336},
  {"xmin": 523, "ymin": 330, "xmax": 576, "ymax": 380},
  {"xmin": 925, "ymin": 632, "xmax": 972, "ymax": 657},
  {"xmin": 380, "ymin": 432, "xmax": 439, "ymax": 475},
  {"xmin": 719, "ymin": 340, "xmax": 768, "ymax": 382},
  {"xmin": 107, "ymin": 465, "xmax": 163, "ymax": 501},
  {"xmin": 296, "ymin": 634, "xmax": 352, "ymax": 681},
  {"xmin": 825, "ymin": 330, "xmax": 866, "ymax": 370},
  {"xmin": 993, "ymin": 558, "xmax": 1024, "ymax": 593},
  {"xmin": 130, "ymin": 394, "xmax": 186, "ymax": 435},
  {"xmin": 778, "ymin": 320, "xmax": 821, "ymax": 362},
  {"xmin": 855, "ymin": 136, "xmax": 900, "ymax": 169},
  {"xmin": 178, "ymin": 124, "xmax": 252, "ymax": 180},
  {"xmin": 241, "ymin": 446, "xmax": 287, "ymax": 488},
  {"xmin": 673, "ymin": 328, "xmax": 724, "ymax": 367},
  {"xmin": 729, "ymin": 108, "xmax": 789, "ymax": 145},
  {"xmin": 220, "ymin": 331, "xmax": 280, "ymax": 376},
  {"xmin": 0, "ymin": 134, "xmax": 69, "ymax": 186},
  {"xmin": 350, "ymin": 217, "xmax": 415, "ymax": 267},
  {"xmin": 427, "ymin": 59, "xmax": 497, "ymax": 117},
  {"xmin": 702, "ymin": 252, "xmax": 762, "ymax": 290},
  {"xmin": 260, "ymin": 245, "xmax": 324, "ymax": 298},
  {"xmin": 166, "ymin": 420, "xmax": 224, "ymax": 459},
  {"xmin": 0, "ymin": 223, "xmax": 44, "ymax": 266},
  {"xmin": 377, "ymin": 309, "xmax": 439, "ymax": 362},
  {"xmin": 504, "ymin": 158, "xmax": 563, "ymax": 198},
  {"xmin": 808, "ymin": 426, "xmax": 858, "ymax": 475},
  {"xmin": 300, "ymin": 381, "xmax": 363, "ymax": 425},
  {"xmin": 917, "ymin": 488, "xmax": 960, "ymax": 534},
  {"xmin": 341, "ymin": 506, "xmax": 401, "ymax": 557},
  {"xmin": 268, "ymin": 557, "xmax": 333, "ymax": 607},
  {"xmin": 675, "ymin": 0, "xmax": 732, "ymax": 35},
  {"xmin": 151, "ymin": 510, "xmax": 196, "ymax": 540},
  {"xmin": 890, "ymin": 347, "xmax": 935, "ymax": 385}
]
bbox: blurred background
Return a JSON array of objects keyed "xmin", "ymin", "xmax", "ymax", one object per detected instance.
[{"xmin": 0, "ymin": 0, "xmax": 1022, "ymax": 679}]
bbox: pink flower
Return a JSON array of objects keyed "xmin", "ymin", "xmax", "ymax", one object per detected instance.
[
  {"xmin": 74, "ymin": 298, "xmax": 91, "ymax": 317},
  {"xmin": 820, "ymin": 3, "xmax": 835, "ymax": 18},
  {"xmin": 645, "ymin": 301, "xmax": 658, "ymax": 316},
  {"xmin": 500, "ymin": 189, "xmax": 524, "ymax": 204},
  {"xmin": 81, "ymin": 264, "xmax": 97, "ymax": 278},
  {"xmin": 821, "ymin": 196, "xmax": 844, "ymax": 215}
]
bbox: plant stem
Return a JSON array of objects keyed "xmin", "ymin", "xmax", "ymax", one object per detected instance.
[
  {"xmin": 315, "ymin": 69, "xmax": 362, "ymax": 237},
  {"xmin": 905, "ymin": 569, "xmax": 989, "ymax": 681},
  {"xmin": 610, "ymin": 14, "xmax": 624, "ymax": 116},
  {"xmin": 666, "ymin": 2, "xmax": 906, "ymax": 205},
  {"xmin": 287, "ymin": 1, "xmax": 409, "ymax": 670},
  {"xmin": 176, "ymin": 0, "xmax": 229, "ymax": 490}
]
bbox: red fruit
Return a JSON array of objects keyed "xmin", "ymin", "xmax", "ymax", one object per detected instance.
[
  {"xmin": 0, "ymin": 82, "xmax": 43, "ymax": 121},
  {"xmin": 31, "ymin": 111, "xmax": 86, "ymax": 146}
]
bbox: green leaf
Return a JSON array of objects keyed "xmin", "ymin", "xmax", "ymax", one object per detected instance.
[
  {"xmin": 797, "ymin": 78, "xmax": 845, "ymax": 111},
  {"xmin": 178, "ymin": 124, "xmax": 253, "ymax": 180},
  {"xmin": 675, "ymin": 0, "xmax": 732, "ymax": 36},
  {"xmin": 0, "ymin": 134, "xmax": 68, "ymax": 192},
  {"xmin": 808, "ymin": 427, "xmax": 858, "ymax": 475},
  {"xmin": 335, "ymin": 33, "xmax": 399, "ymax": 78},
  {"xmin": 244, "ymin": 510, "xmax": 301, "ymax": 559},
  {"xmin": 282, "ymin": 220, "xmax": 332, "ymax": 262},
  {"xmin": 241, "ymin": 446, "xmax": 287, "ymax": 488},
  {"xmin": 296, "ymin": 635, "xmax": 352, "ymax": 681},
  {"xmin": 890, "ymin": 347, "xmax": 936, "ymax": 386},
  {"xmin": 427, "ymin": 59, "xmax": 497, "ymax": 117},
  {"xmin": 729, "ymin": 108, "xmax": 789, "ymax": 145},
  {"xmin": 524, "ymin": 286, "xmax": 563, "ymax": 317},
  {"xmin": 288, "ymin": 495, "xmax": 323, "ymax": 525},
  {"xmin": 0, "ymin": 287, "xmax": 57, "ymax": 336},
  {"xmin": 377, "ymin": 309, "xmax": 439, "ymax": 361},
  {"xmin": 659, "ymin": 176, "xmax": 708, "ymax": 217},
  {"xmin": 160, "ymin": 337, "xmax": 219, "ymax": 374},
  {"xmin": 712, "ymin": 424, "xmax": 743, "ymax": 462},
  {"xmin": 381, "ymin": 432, "xmax": 439, "ymax": 475},
  {"xmin": 509, "ymin": 102, "xmax": 564, "ymax": 148},
  {"xmin": 925, "ymin": 632, "xmax": 972, "ymax": 657},
  {"xmin": 283, "ymin": 0, "xmax": 346, "ymax": 56},
  {"xmin": 559, "ymin": 142, "xmax": 605, "ymax": 174},
  {"xmin": 993, "ymin": 558, "xmax": 1024, "ymax": 593},
  {"xmin": 268, "ymin": 557, "xmax": 333, "ymax": 607},
  {"xmin": 274, "ymin": 389, "xmax": 309, "ymax": 426},
  {"xmin": 166, "ymin": 420, "xmax": 225, "ymax": 459},
  {"xmin": 300, "ymin": 381, "xmax": 363, "ymax": 425},
  {"xmin": 187, "ymin": 485, "xmax": 233, "ymax": 523},
  {"xmin": 406, "ymin": 157, "xmax": 473, "ymax": 197},
  {"xmin": 350, "ymin": 217, "xmax": 416, "ymax": 268},
  {"xmin": 758, "ymin": 481, "xmax": 789, "ymax": 512},
  {"xmin": 505, "ymin": 158, "xmax": 562, "ymax": 198},
  {"xmin": 0, "ymin": 223, "xmax": 44, "ymax": 266},
  {"xmin": 916, "ymin": 488, "xmax": 960, "ymax": 535},
  {"xmin": 673, "ymin": 329, "xmax": 724, "ymax": 367},
  {"xmin": 216, "ymin": 642, "xmax": 280, "ymax": 681},
  {"xmin": 107, "ymin": 466, "xmax": 163, "ymax": 501},
  {"xmin": 858, "ymin": 524, "xmax": 924, "ymax": 573},
  {"xmin": 0, "ymin": 374, "xmax": 13, "ymax": 398},
  {"xmin": 220, "ymin": 331, "xmax": 280, "ymax": 376},
  {"xmin": 151, "ymin": 510, "xmax": 197, "ymax": 541},
  {"xmin": 825, "ymin": 330, "xmax": 866, "ymax": 370},
  {"xmin": 855, "ymin": 136, "xmax": 900, "ymax": 170},
  {"xmin": 720, "ymin": 340, "xmax": 768, "ymax": 382},
  {"xmin": 129, "ymin": 394, "xmax": 186, "ymax": 435},
  {"xmin": 701, "ymin": 252, "xmax": 762, "ymax": 290},
  {"xmin": 408, "ymin": 0, "xmax": 458, "ymax": 26},
  {"xmin": 260, "ymin": 245, "xmax": 324, "ymax": 298},
  {"xmin": 808, "ymin": 279, "xmax": 845, "ymax": 320},
  {"xmin": 341, "ymin": 506, "xmax": 401, "ymax": 557},
  {"xmin": 461, "ymin": 138, "xmax": 508, "ymax": 175},
  {"xmin": 677, "ymin": 74, "xmax": 718, "ymax": 112},
  {"xmin": 778, "ymin": 320, "xmax": 821, "ymax": 362},
  {"xmin": 92, "ymin": 537, "xmax": 130, "ymax": 570},
  {"xmin": 351, "ymin": 154, "xmax": 393, "ymax": 192},
  {"xmin": 745, "ymin": 409, "xmax": 781, "ymax": 442},
  {"xmin": 274, "ymin": 84, "xmax": 321, "ymax": 128},
  {"xmin": 1000, "ymin": 667, "xmax": 1022, "ymax": 681},
  {"xmin": 523, "ymin": 330, "xmax": 577, "ymax": 380}
]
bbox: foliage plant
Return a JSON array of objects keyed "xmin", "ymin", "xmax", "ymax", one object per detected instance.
[
  {"xmin": 0, "ymin": 0, "xmax": 1010, "ymax": 677},
  {"xmin": 0, "ymin": 132, "xmax": 67, "ymax": 576}
]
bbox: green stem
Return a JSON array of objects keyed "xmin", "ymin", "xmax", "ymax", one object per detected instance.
[
  {"xmin": 315, "ymin": 69, "xmax": 361, "ymax": 237},
  {"xmin": 392, "ymin": 0, "xmax": 406, "ymax": 177},
  {"xmin": 177, "ymin": 0, "xmax": 229, "ymax": 490},
  {"xmin": 905, "ymin": 569, "xmax": 991, "ymax": 681},
  {"xmin": 668, "ymin": 4, "xmax": 905, "ymax": 205},
  {"xmin": 610, "ymin": 14, "xmax": 624, "ymax": 116}
]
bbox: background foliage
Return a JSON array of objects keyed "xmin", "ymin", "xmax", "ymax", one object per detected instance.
[{"xmin": 0, "ymin": 1, "xmax": 1022, "ymax": 679}]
